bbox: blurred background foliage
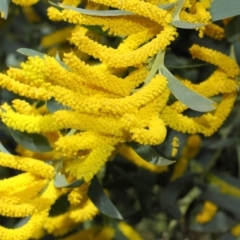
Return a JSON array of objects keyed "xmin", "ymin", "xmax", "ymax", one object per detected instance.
[{"xmin": 0, "ymin": 1, "xmax": 240, "ymax": 240}]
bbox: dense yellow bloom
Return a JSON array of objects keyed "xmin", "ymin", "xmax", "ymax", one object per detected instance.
[
  {"xmin": 70, "ymin": 26, "xmax": 177, "ymax": 67},
  {"xmin": 0, "ymin": 0, "xmax": 238, "ymax": 239},
  {"xmin": 12, "ymin": 0, "xmax": 39, "ymax": 6},
  {"xmin": 190, "ymin": 45, "xmax": 240, "ymax": 78},
  {"xmin": 204, "ymin": 23, "xmax": 225, "ymax": 40}
]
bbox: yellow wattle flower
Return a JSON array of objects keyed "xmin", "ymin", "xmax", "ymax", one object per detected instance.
[{"xmin": 12, "ymin": 0, "xmax": 39, "ymax": 6}]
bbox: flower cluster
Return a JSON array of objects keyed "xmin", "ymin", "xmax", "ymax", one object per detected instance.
[{"xmin": 0, "ymin": 0, "xmax": 239, "ymax": 239}]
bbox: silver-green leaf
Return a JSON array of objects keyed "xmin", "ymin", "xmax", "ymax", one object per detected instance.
[
  {"xmin": 130, "ymin": 142, "xmax": 175, "ymax": 166},
  {"xmin": 17, "ymin": 48, "xmax": 44, "ymax": 58},
  {"xmin": 210, "ymin": 0, "xmax": 240, "ymax": 22},
  {"xmin": 8, "ymin": 128, "xmax": 52, "ymax": 152},
  {"xmin": 0, "ymin": 0, "xmax": 10, "ymax": 19},
  {"xmin": 161, "ymin": 66, "xmax": 216, "ymax": 112},
  {"xmin": 88, "ymin": 176, "xmax": 123, "ymax": 220},
  {"xmin": 54, "ymin": 174, "xmax": 84, "ymax": 188}
]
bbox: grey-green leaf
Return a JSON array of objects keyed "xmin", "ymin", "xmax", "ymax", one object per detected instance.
[
  {"xmin": 130, "ymin": 142, "xmax": 175, "ymax": 166},
  {"xmin": 88, "ymin": 176, "xmax": 123, "ymax": 220},
  {"xmin": 161, "ymin": 66, "xmax": 216, "ymax": 112},
  {"xmin": 0, "ymin": 141, "xmax": 10, "ymax": 154},
  {"xmin": 17, "ymin": 48, "xmax": 44, "ymax": 58},
  {"xmin": 172, "ymin": 0, "xmax": 205, "ymax": 29},
  {"xmin": 54, "ymin": 174, "xmax": 84, "ymax": 188},
  {"xmin": 8, "ymin": 128, "xmax": 52, "ymax": 152},
  {"xmin": 0, "ymin": 0, "xmax": 10, "ymax": 19},
  {"xmin": 46, "ymin": 99, "xmax": 71, "ymax": 113},
  {"xmin": 225, "ymin": 16, "xmax": 240, "ymax": 43},
  {"xmin": 50, "ymin": 2, "xmax": 175, "ymax": 17},
  {"xmin": 55, "ymin": 52, "xmax": 71, "ymax": 71},
  {"xmin": 210, "ymin": 0, "xmax": 240, "ymax": 22}
]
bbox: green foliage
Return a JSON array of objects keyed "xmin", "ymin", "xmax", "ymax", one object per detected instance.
[
  {"xmin": 8, "ymin": 128, "xmax": 52, "ymax": 152},
  {"xmin": 89, "ymin": 176, "xmax": 123, "ymax": 220}
]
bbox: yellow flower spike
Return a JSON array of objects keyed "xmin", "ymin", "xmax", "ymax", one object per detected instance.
[
  {"xmin": 90, "ymin": 0, "xmax": 171, "ymax": 26},
  {"xmin": 44, "ymin": 212, "xmax": 77, "ymax": 237},
  {"xmin": 0, "ymin": 180, "xmax": 58, "ymax": 218},
  {"xmin": 130, "ymin": 117, "xmax": 167, "ymax": 145},
  {"xmin": 1, "ymin": 110, "xmax": 57, "ymax": 133},
  {"xmin": 47, "ymin": 7, "xmax": 64, "ymax": 21},
  {"xmin": 52, "ymin": 74, "xmax": 167, "ymax": 115},
  {"xmin": 61, "ymin": 227, "xmax": 101, "ymax": 240},
  {"xmin": 22, "ymin": 6, "xmax": 41, "ymax": 23},
  {"xmin": 118, "ymin": 144, "xmax": 168, "ymax": 173},
  {"xmin": 62, "ymin": 0, "xmax": 82, "ymax": 7},
  {"xmin": 15, "ymin": 144, "xmax": 61, "ymax": 162},
  {"xmin": 171, "ymin": 134, "xmax": 201, "ymax": 181},
  {"xmin": 66, "ymin": 144, "xmax": 116, "ymax": 181},
  {"xmin": 93, "ymin": 226, "xmax": 115, "ymax": 240},
  {"xmin": 20, "ymin": 57, "xmax": 51, "ymax": 88},
  {"xmin": 12, "ymin": 0, "xmax": 39, "ymax": 6},
  {"xmin": 0, "ymin": 152, "xmax": 55, "ymax": 179},
  {"xmin": 41, "ymin": 26, "xmax": 74, "ymax": 48},
  {"xmin": 0, "ymin": 73, "xmax": 50, "ymax": 100},
  {"xmin": 185, "ymin": 134, "xmax": 202, "ymax": 158},
  {"xmin": 171, "ymin": 136, "xmax": 179, "ymax": 157},
  {"xmin": 162, "ymin": 92, "xmax": 236, "ymax": 136},
  {"xmin": 181, "ymin": 70, "xmax": 237, "ymax": 98},
  {"xmin": 0, "ymin": 209, "xmax": 48, "ymax": 240},
  {"xmin": 204, "ymin": 23, "xmax": 225, "ymax": 40},
  {"xmin": 117, "ymin": 26, "xmax": 161, "ymax": 51},
  {"xmin": 62, "ymin": 10, "xmax": 153, "ymax": 36},
  {"xmin": 68, "ymin": 198, "xmax": 99, "ymax": 222},
  {"xmin": 71, "ymin": 25, "xmax": 177, "ymax": 67},
  {"xmin": 231, "ymin": 224, "xmax": 240, "ymax": 237},
  {"xmin": 190, "ymin": 45, "xmax": 240, "ymax": 78},
  {"xmin": 203, "ymin": 92, "xmax": 236, "ymax": 136},
  {"xmin": 63, "ymin": 52, "xmax": 133, "ymax": 96},
  {"xmin": 11, "ymin": 99, "xmax": 38, "ymax": 115},
  {"xmin": 55, "ymin": 132, "xmax": 121, "ymax": 158},
  {"xmin": 206, "ymin": 173, "xmax": 240, "ymax": 197},
  {"xmin": 1, "ymin": 179, "xmax": 47, "ymax": 204},
  {"xmin": 54, "ymin": 111, "xmax": 123, "ymax": 137},
  {"xmin": 0, "ymin": 173, "xmax": 39, "ymax": 193},
  {"xmin": 7, "ymin": 67, "xmax": 30, "ymax": 85},
  {"xmin": 68, "ymin": 183, "xmax": 89, "ymax": 205},
  {"xmin": 196, "ymin": 201, "xmax": 218, "ymax": 224},
  {"xmin": 118, "ymin": 222, "xmax": 143, "ymax": 240}
]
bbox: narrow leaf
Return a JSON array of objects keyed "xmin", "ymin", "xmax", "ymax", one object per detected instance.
[
  {"xmin": 160, "ymin": 174, "xmax": 196, "ymax": 219},
  {"xmin": 210, "ymin": 0, "xmax": 240, "ymax": 22},
  {"xmin": 144, "ymin": 51, "xmax": 164, "ymax": 85},
  {"xmin": 0, "ymin": 141, "xmax": 10, "ymax": 154},
  {"xmin": 54, "ymin": 174, "xmax": 84, "ymax": 188},
  {"xmin": 130, "ymin": 142, "xmax": 175, "ymax": 166},
  {"xmin": 46, "ymin": 99, "xmax": 71, "ymax": 113},
  {"xmin": 0, "ymin": 0, "xmax": 10, "ymax": 19},
  {"xmin": 8, "ymin": 128, "xmax": 52, "ymax": 152},
  {"xmin": 50, "ymin": 2, "xmax": 175, "ymax": 17},
  {"xmin": 17, "ymin": 48, "xmax": 44, "ymax": 58},
  {"xmin": 55, "ymin": 52, "xmax": 71, "ymax": 71},
  {"xmin": 172, "ymin": 0, "xmax": 205, "ymax": 29},
  {"xmin": 88, "ymin": 176, "xmax": 123, "ymax": 220},
  {"xmin": 161, "ymin": 66, "xmax": 216, "ymax": 112},
  {"xmin": 225, "ymin": 16, "xmax": 240, "ymax": 43}
]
